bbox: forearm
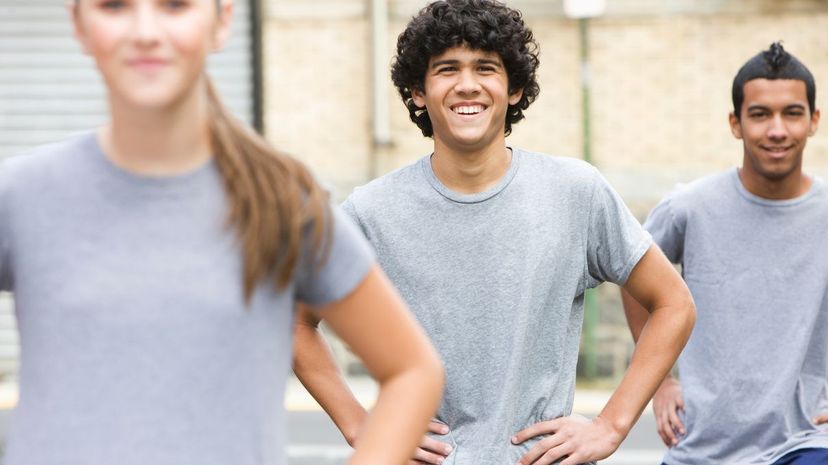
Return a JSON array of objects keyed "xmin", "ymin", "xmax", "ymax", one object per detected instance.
[
  {"xmin": 293, "ymin": 321, "xmax": 367, "ymax": 445},
  {"xmin": 599, "ymin": 298, "xmax": 694, "ymax": 436},
  {"xmin": 620, "ymin": 289, "xmax": 680, "ymax": 387},
  {"xmin": 318, "ymin": 266, "xmax": 445, "ymax": 465}
]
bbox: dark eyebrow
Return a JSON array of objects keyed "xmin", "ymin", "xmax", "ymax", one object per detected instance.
[
  {"xmin": 746, "ymin": 103, "xmax": 807, "ymax": 112},
  {"xmin": 476, "ymin": 59, "xmax": 503, "ymax": 67},
  {"xmin": 430, "ymin": 59, "xmax": 459, "ymax": 69},
  {"xmin": 745, "ymin": 104, "xmax": 770, "ymax": 113},
  {"xmin": 429, "ymin": 58, "xmax": 504, "ymax": 69}
]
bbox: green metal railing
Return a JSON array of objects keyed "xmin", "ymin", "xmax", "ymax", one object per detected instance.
[{"xmin": 579, "ymin": 17, "xmax": 599, "ymax": 380}]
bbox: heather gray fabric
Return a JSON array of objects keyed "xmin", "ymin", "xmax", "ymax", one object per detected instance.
[
  {"xmin": 343, "ymin": 148, "xmax": 651, "ymax": 465},
  {"xmin": 646, "ymin": 169, "xmax": 828, "ymax": 465},
  {"xmin": 0, "ymin": 132, "xmax": 375, "ymax": 465}
]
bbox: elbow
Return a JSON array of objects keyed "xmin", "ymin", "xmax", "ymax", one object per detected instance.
[
  {"xmin": 677, "ymin": 293, "xmax": 697, "ymax": 343},
  {"xmin": 396, "ymin": 345, "xmax": 445, "ymax": 405},
  {"xmin": 650, "ymin": 287, "xmax": 696, "ymax": 348},
  {"xmin": 374, "ymin": 340, "xmax": 445, "ymax": 394},
  {"xmin": 420, "ymin": 346, "xmax": 446, "ymax": 401}
]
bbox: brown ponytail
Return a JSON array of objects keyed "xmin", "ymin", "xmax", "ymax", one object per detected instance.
[{"xmin": 205, "ymin": 77, "xmax": 331, "ymax": 301}]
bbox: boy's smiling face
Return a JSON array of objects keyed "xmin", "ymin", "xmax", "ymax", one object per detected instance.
[
  {"xmin": 412, "ymin": 46, "xmax": 523, "ymax": 154},
  {"xmin": 730, "ymin": 78, "xmax": 820, "ymax": 183}
]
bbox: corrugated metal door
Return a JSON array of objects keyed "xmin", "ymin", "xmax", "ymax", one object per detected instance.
[{"xmin": 0, "ymin": 0, "xmax": 256, "ymax": 379}]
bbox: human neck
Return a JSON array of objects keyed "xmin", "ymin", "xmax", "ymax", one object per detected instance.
[
  {"xmin": 101, "ymin": 85, "xmax": 212, "ymax": 177},
  {"xmin": 738, "ymin": 164, "xmax": 812, "ymax": 200},
  {"xmin": 430, "ymin": 141, "xmax": 513, "ymax": 194}
]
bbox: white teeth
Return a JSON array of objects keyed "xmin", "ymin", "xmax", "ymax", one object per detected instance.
[{"xmin": 453, "ymin": 105, "xmax": 484, "ymax": 115}]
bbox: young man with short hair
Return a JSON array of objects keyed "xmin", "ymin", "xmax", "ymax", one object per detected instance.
[
  {"xmin": 623, "ymin": 42, "xmax": 828, "ymax": 465},
  {"xmin": 295, "ymin": 1, "xmax": 696, "ymax": 464}
]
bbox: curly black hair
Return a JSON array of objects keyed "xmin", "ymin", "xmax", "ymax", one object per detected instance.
[
  {"xmin": 732, "ymin": 41, "xmax": 816, "ymax": 119},
  {"xmin": 391, "ymin": 0, "xmax": 540, "ymax": 137}
]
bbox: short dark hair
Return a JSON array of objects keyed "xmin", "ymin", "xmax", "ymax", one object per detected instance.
[
  {"xmin": 391, "ymin": 0, "xmax": 540, "ymax": 137},
  {"xmin": 732, "ymin": 42, "xmax": 816, "ymax": 119}
]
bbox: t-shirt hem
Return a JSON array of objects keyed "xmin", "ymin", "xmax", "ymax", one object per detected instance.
[
  {"xmin": 768, "ymin": 437, "xmax": 828, "ymax": 464},
  {"xmin": 664, "ymin": 436, "xmax": 828, "ymax": 465},
  {"xmin": 596, "ymin": 230, "xmax": 651, "ymax": 290},
  {"xmin": 618, "ymin": 235, "xmax": 653, "ymax": 285}
]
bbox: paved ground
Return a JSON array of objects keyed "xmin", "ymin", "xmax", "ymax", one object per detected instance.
[{"xmin": 0, "ymin": 378, "xmax": 667, "ymax": 464}]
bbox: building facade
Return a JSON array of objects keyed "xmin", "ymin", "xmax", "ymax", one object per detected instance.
[{"xmin": 263, "ymin": 0, "xmax": 828, "ymax": 378}]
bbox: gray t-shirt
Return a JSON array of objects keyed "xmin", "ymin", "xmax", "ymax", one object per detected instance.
[
  {"xmin": 0, "ymin": 132, "xmax": 375, "ymax": 465},
  {"xmin": 343, "ymin": 148, "xmax": 651, "ymax": 465},
  {"xmin": 645, "ymin": 169, "xmax": 828, "ymax": 465}
]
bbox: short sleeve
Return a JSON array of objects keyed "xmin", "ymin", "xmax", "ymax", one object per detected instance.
[
  {"xmin": 643, "ymin": 191, "xmax": 685, "ymax": 265},
  {"xmin": 295, "ymin": 203, "xmax": 375, "ymax": 306},
  {"xmin": 340, "ymin": 196, "xmax": 364, "ymax": 234},
  {"xmin": 0, "ymin": 165, "xmax": 12, "ymax": 291},
  {"xmin": 585, "ymin": 170, "xmax": 652, "ymax": 288}
]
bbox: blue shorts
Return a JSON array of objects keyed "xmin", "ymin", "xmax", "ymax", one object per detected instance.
[
  {"xmin": 770, "ymin": 448, "xmax": 828, "ymax": 465},
  {"xmin": 661, "ymin": 448, "xmax": 828, "ymax": 465}
]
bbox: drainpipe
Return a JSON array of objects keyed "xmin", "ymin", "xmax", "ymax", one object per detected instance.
[
  {"xmin": 580, "ymin": 17, "xmax": 599, "ymax": 381},
  {"xmin": 370, "ymin": 0, "xmax": 391, "ymax": 179},
  {"xmin": 565, "ymin": 0, "xmax": 606, "ymax": 382}
]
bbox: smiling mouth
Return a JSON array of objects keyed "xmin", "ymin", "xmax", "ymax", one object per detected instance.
[
  {"xmin": 451, "ymin": 104, "xmax": 486, "ymax": 115},
  {"xmin": 128, "ymin": 58, "xmax": 169, "ymax": 72},
  {"xmin": 762, "ymin": 145, "xmax": 793, "ymax": 154}
]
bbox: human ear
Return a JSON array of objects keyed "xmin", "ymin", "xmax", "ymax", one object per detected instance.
[
  {"xmin": 809, "ymin": 108, "xmax": 820, "ymax": 136},
  {"xmin": 508, "ymin": 88, "xmax": 524, "ymax": 106},
  {"xmin": 411, "ymin": 88, "xmax": 426, "ymax": 109},
  {"xmin": 728, "ymin": 112, "xmax": 743, "ymax": 139}
]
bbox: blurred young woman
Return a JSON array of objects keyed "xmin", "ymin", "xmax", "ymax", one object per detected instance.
[{"xmin": 0, "ymin": 1, "xmax": 443, "ymax": 464}]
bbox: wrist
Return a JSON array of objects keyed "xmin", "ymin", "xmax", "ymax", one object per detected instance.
[
  {"xmin": 344, "ymin": 429, "xmax": 359, "ymax": 448},
  {"xmin": 341, "ymin": 419, "xmax": 364, "ymax": 447},
  {"xmin": 595, "ymin": 413, "xmax": 631, "ymax": 445},
  {"xmin": 341, "ymin": 413, "xmax": 367, "ymax": 448},
  {"xmin": 660, "ymin": 376, "xmax": 679, "ymax": 389}
]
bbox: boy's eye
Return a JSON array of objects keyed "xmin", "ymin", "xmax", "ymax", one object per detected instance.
[
  {"xmin": 164, "ymin": 0, "xmax": 188, "ymax": 10},
  {"xmin": 437, "ymin": 66, "xmax": 456, "ymax": 74},
  {"xmin": 100, "ymin": 0, "xmax": 126, "ymax": 11}
]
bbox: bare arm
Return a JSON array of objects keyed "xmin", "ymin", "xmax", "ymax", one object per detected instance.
[
  {"xmin": 621, "ymin": 266, "xmax": 687, "ymax": 447},
  {"xmin": 620, "ymin": 288, "xmax": 649, "ymax": 343},
  {"xmin": 292, "ymin": 305, "xmax": 367, "ymax": 446},
  {"xmin": 514, "ymin": 245, "xmax": 695, "ymax": 465},
  {"xmin": 308, "ymin": 265, "xmax": 444, "ymax": 465},
  {"xmin": 603, "ymin": 245, "xmax": 694, "ymax": 437},
  {"xmin": 295, "ymin": 274, "xmax": 453, "ymax": 465}
]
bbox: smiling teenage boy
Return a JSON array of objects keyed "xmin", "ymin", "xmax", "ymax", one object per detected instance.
[
  {"xmin": 293, "ymin": 1, "xmax": 695, "ymax": 464},
  {"xmin": 622, "ymin": 42, "xmax": 828, "ymax": 465}
]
